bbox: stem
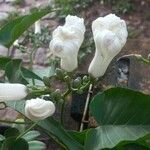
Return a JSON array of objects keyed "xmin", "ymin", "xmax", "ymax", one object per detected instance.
[
  {"xmin": 79, "ymin": 84, "xmax": 93, "ymax": 131},
  {"xmin": 7, "ymin": 48, "xmax": 10, "ymax": 57},
  {"xmin": 60, "ymin": 89, "xmax": 71, "ymax": 125},
  {"xmin": 60, "ymin": 99, "xmax": 66, "ymax": 125},
  {"xmin": 17, "ymin": 122, "xmax": 37, "ymax": 139},
  {"xmin": 0, "ymin": 119, "xmax": 31, "ymax": 124},
  {"xmin": 29, "ymin": 48, "xmax": 35, "ymax": 85}
]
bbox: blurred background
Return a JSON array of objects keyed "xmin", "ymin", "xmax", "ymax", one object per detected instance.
[{"xmin": 0, "ymin": 1, "xmax": 150, "ymax": 149}]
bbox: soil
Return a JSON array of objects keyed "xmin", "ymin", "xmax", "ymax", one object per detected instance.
[{"xmin": 80, "ymin": 0, "xmax": 150, "ymax": 39}]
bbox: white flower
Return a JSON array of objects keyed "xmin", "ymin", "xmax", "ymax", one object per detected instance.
[
  {"xmin": 13, "ymin": 39, "xmax": 19, "ymax": 46},
  {"xmin": 0, "ymin": 83, "xmax": 27, "ymax": 101},
  {"xmin": 25, "ymin": 98, "xmax": 55, "ymax": 121},
  {"xmin": 88, "ymin": 14, "xmax": 128, "ymax": 78},
  {"xmin": 49, "ymin": 15, "xmax": 85, "ymax": 72},
  {"xmin": 35, "ymin": 20, "xmax": 41, "ymax": 34}
]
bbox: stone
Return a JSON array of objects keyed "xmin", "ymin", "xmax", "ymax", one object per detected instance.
[
  {"xmin": 0, "ymin": 45, "xmax": 8, "ymax": 56},
  {"xmin": 0, "ymin": 3, "xmax": 16, "ymax": 12},
  {"xmin": 34, "ymin": 47, "xmax": 47, "ymax": 65},
  {"xmin": 5, "ymin": 0, "xmax": 17, "ymax": 3},
  {"xmin": 0, "ymin": 12, "xmax": 9, "ymax": 21},
  {"xmin": 0, "ymin": 107, "xmax": 18, "ymax": 123}
]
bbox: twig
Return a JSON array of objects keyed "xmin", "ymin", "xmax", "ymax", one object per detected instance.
[
  {"xmin": 60, "ymin": 89, "xmax": 71, "ymax": 125},
  {"xmin": 0, "ymin": 119, "xmax": 31, "ymax": 125},
  {"xmin": 17, "ymin": 122, "xmax": 37, "ymax": 139},
  {"xmin": 79, "ymin": 84, "xmax": 93, "ymax": 131}
]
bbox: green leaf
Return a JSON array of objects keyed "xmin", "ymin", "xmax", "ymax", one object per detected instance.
[
  {"xmin": 22, "ymin": 131, "xmax": 40, "ymax": 142},
  {"xmin": 0, "ymin": 57, "xmax": 11, "ymax": 70},
  {"xmin": 28, "ymin": 140, "xmax": 45, "ymax": 150},
  {"xmin": 0, "ymin": 135, "xmax": 5, "ymax": 141},
  {"xmin": 67, "ymin": 130, "xmax": 87, "ymax": 145},
  {"xmin": 1, "ymin": 137, "xmax": 28, "ymax": 150},
  {"xmin": 6, "ymin": 101, "xmax": 84, "ymax": 150},
  {"xmin": 85, "ymin": 126, "xmax": 150, "ymax": 150},
  {"xmin": 21, "ymin": 67, "xmax": 42, "ymax": 81},
  {"xmin": 85, "ymin": 87, "xmax": 150, "ymax": 150},
  {"xmin": 5, "ymin": 59, "xmax": 28, "ymax": 84},
  {"xmin": 0, "ymin": 7, "xmax": 53, "ymax": 48},
  {"xmin": 38, "ymin": 117, "xmax": 84, "ymax": 150},
  {"xmin": 118, "ymin": 143, "xmax": 150, "ymax": 150},
  {"xmin": 4, "ymin": 128, "xmax": 20, "ymax": 138}
]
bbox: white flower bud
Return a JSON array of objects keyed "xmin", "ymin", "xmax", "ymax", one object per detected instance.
[
  {"xmin": 50, "ymin": 15, "xmax": 85, "ymax": 72},
  {"xmin": 35, "ymin": 20, "xmax": 41, "ymax": 34},
  {"xmin": 13, "ymin": 39, "xmax": 19, "ymax": 46},
  {"xmin": 25, "ymin": 98, "xmax": 55, "ymax": 121},
  {"xmin": 88, "ymin": 14, "xmax": 128, "ymax": 78},
  {"xmin": 0, "ymin": 83, "xmax": 27, "ymax": 101},
  {"xmin": 147, "ymin": 53, "xmax": 150, "ymax": 60}
]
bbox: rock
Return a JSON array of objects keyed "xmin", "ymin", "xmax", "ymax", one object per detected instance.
[
  {"xmin": 34, "ymin": 47, "xmax": 47, "ymax": 65},
  {"xmin": 5, "ymin": 0, "xmax": 17, "ymax": 3},
  {"xmin": 0, "ymin": 107, "xmax": 18, "ymax": 123},
  {"xmin": 0, "ymin": 3, "xmax": 16, "ymax": 12},
  {"xmin": 0, "ymin": 45, "xmax": 8, "ymax": 56},
  {"xmin": 25, "ymin": 0, "xmax": 35, "ymax": 6},
  {"xmin": 0, "ymin": 12, "xmax": 9, "ymax": 21}
]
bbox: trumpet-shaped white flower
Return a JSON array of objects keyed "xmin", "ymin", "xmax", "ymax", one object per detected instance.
[
  {"xmin": 50, "ymin": 15, "xmax": 85, "ymax": 72},
  {"xmin": 35, "ymin": 20, "xmax": 41, "ymax": 34},
  {"xmin": 13, "ymin": 39, "xmax": 19, "ymax": 46},
  {"xmin": 25, "ymin": 98, "xmax": 55, "ymax": 121},
  {"xmin": 0, "ymin": 83, "xmax": 27, "ymax": 101},
  {"xmin": 88, "ymin": 14, "xmax": 128, "ymax": 78}
]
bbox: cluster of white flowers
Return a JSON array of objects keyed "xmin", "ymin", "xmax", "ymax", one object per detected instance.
[
  {"xmin": 0, "ymin": 14, "xmax": 127, "ymax": 121},
  {"xmin": 0, "ymin": 83, "xmax": 55, "ymax": 121},
  {"xmin": 50, "ymin": 15, "xmax": 85, "ymax": 72},
  {"xmin": 50, "ymin": 14, "xmax": 128, "ymax": 77}
]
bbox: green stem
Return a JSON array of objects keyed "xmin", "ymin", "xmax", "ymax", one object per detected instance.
[
  {"xmin": 17, "ymin": 122, "xmax": 37, "ymax": 139},
  {"xmin": 140, "ymin": 57, "xmax": 150, "ymax": 65},
  {"xmin": 0, "ymin": 119, "xmax": 31, "ymax": 125},
  {"xmin": 29, "ymin": 47, "xmax": 37, "ymax": 85},
  {"xmin": 60, "ymin": 89, "xmax": 71, "ymax": 125},
  {"xmin": 7, "ymin": 48, "xmax": 10, "ymax": 57}
]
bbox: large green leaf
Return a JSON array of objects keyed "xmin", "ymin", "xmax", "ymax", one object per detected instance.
[
  {"xmin": 0, "ymin": 57, "xmax": 10, "ymax": 70},
  {"xmin": 0, "ymin": 57, "xmax": 43, "ymax": 83},
  {"xmin": 6, "ymin": 101, "xmax": 84, "ymax": 150},
  {"xmin": 1, "ymin": 137, "xmax": 28, "ymax": 150},
  {"xmin": 5, "ymin": 59, "xmax": 28, "ymax": 84},
  {"xmin": 0, "ymin": 7, "xmax": 53, "ymax": 48},
  {"xmin": 22, "ymin": 131, "xmax": 40, "ymax": 142},
  {"xmin": 21, "ymin": 67, "xmax": 42, "ymax": 81},
  {"xmin": 28, "ymin": 140, "xmax": 45, "ymax": 150},
  {"xmin": 85, "ymin": 87, "xmax": 150, "ymax": 150}
]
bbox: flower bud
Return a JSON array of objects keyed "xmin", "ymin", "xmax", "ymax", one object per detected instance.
[
  {"xmin": 73, "ymin": 77, "xmax": 82, "ymax": 88},
  {"xmin": 0, "ymin": 83, "xmax": 27, "ymax": 101},
  {"xmin": 148, "ymin": 54, "xmax": 150, "ymax": 60},
  {"xmin": 52, "ymin": 89, "xmax": 61, "ymax": 101},
  {"xmin": 49, "ymin": 15, "xmax": 85, "ymax": 72},
  {"xmin": 35, "ymin": 20, "xmax": 41, "ymax": 34},
  {"xmin": 43, "ymin": 76, "xmax": 51, "ymax": 87},
  {"xmin": 64, "ymin": 75, "xmax": 71, "ymax": 83},
  {"xmin": 88, "ymin": 14, "xmax": 128, "ymax": 78},
  {"xmin": 55, "ymin": 68, "xmax": 64, "ymax": 79},
  {"xmin": 82, "ymin": 75, "xmax": 88, "ymax": 83},
  {"xmin": 25, "ymin": 98, "xmax": 55, "ymax": 121}
]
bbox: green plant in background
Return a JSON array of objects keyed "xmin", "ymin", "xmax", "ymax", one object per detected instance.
[
  {"xmin": 0, "ymin": 6, "xmax": 149, "ymax": 150},
  {"xmin": 55, "ymin": 0, "xmax": 92, "ymax": 18},
  {"xmin": 0, "ymin": 127, "xmax": 45, "ymax": 150},
  {"xmin": 103, "ymin": 0, "xmax": 133, "ymax": 14}
]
